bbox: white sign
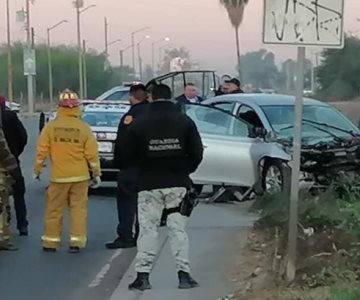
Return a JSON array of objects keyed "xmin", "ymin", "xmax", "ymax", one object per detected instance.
[
  {"xmin": 263, "ymin": 0, "xmax": 345, "ymax": 47},
  {"xmin": 23, "ymin": 48, "xmax": 36, "ymax": 76}
]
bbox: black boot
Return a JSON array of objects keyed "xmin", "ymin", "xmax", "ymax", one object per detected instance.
[
  {"xmin": 105, "ymin": 237, "xmax": 136, "ymax": 249},
  {"xmin": 68, "ymin": 247, "xmax": 80, "ymax": 254},
  {"xmin": 19, "ymin": 226, "xmax": 28, "ymax": 236},
  {"xmin": 178, "ymin": 271, "xmax": 199, "ymax": 289},
  {"xmin": 128, "ymin": 273, "xmax": 152, "ymax": 291}
]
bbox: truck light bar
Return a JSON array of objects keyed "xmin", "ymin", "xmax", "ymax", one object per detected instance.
[{"xmin": 81, "ymin": 100, "xmax": 130, "ymax": 106}]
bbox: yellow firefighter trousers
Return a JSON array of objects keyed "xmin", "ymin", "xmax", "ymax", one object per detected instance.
[{"xmin": 42, "ymin": 181, "xmax": 89, "ymax": 249}]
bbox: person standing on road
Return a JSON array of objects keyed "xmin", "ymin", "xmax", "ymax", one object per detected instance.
[
  {"xmin": 33, "ymin": 89, "xmax": 101, "ymax": 254},
  {"xmin": 0, "ymin": 103, "xmax": 22, "ymax": 251},
  {"xmin": 0, "ymin": 95, "xmax": 29, "ymax": 236},
  {"xmin": 106, "ymin": 84, "xmax": 150, "ymax": 249},
  {"xmin": 118, "ymin": 84, "xmax": 204, "ymax": 291}
]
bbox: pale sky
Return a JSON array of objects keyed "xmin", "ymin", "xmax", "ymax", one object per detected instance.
[{"xmin": 1, "ymin": 0, "xmax": 359, "ymax": 75}]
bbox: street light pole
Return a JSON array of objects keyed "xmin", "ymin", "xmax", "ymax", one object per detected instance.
[
  {"xmin": 83, "ymin": 40, "xmax": 88, "ymax": 99},
  {"xmin": 131, "ymin": 27, "xmax": 150, "ymax": 74},
  {"xmin": 76, "ymin": 2, "xmax": 83, "ymax": 98},
  {"xmin": 137, "ymin": 35, "xmax": 150, "ymax": 81},
  {"xmin": 119, "ymin": 45, "xmax": 132, "ymax": 84},
  {"xmin": 47, "ymin": 20, "xmax": 67, "ymax": 106},
  {"xmin": 152, "ymin": 37, "xmax": 170, "ymax": 75},
  {"xmin": 6, "ymin": 0, "xmax": 13, "ymax": 103},
  {"xmin": 104, "ymin": 17, "xmax": 109, "ymax": 55},
  {"xmin": 26, "ymin": 0, "xmax": 34, "ymax": 114},
  {"xmin": 75, "ymin": 2, "xmax": 96, "ymax": 98}
]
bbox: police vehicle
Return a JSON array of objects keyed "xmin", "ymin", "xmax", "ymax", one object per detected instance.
[{"xmin": 81, "ymin": 102, "xmax": 130, "ymax": 181}]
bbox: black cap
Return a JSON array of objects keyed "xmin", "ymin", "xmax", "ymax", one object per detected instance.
[
  {"xmin": 129, "ymin": 84, "xmax": 146, "ymax": 93},
  {"xmin": 225, "ymin": 78, "xmax": 241, "ymax": 88}
]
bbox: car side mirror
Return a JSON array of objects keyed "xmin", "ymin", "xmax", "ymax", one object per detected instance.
[{"xmin": 250, "ymin": 127, "xmax": 267, "ymax": 139}]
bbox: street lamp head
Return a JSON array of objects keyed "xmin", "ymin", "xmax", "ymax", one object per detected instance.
[
  {"xmin": 164, "ymin": 37, "xmax": 170, "ymax": 42},
  {"xmin": 145, "ymin": 35, "xmax": 151, "ymax": 39},
  {"xmin": 80, "ymin": 4, "xmax": 96, "ymax": 13}
]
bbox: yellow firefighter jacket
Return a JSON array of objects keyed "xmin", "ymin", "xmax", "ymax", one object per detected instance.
[{"xmin": 34, "ymin": 107, "xmax": 101, "ymax": 183}]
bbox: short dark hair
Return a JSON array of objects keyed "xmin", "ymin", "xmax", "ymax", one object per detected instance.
[
  {"xmin": 152, "ymin": 84, "xmax": 172, "ymax": 100},
  {"xmin": 130, "ymin": 84, "xmax": 147, "ymax": 101},
  {"xmin": 185, "ymin": 83, "xmax": 195, "ymax": 87}
]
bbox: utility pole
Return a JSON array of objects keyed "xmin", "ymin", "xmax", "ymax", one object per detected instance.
[
  {"xmin": 76, "ymin": 1, "xmax": 84, "ymax": 99},
  {"xmin": 83, "ymin": 40, "xmax": 88, "ymax": 99},
  {"xmin": 6, "ymin": 0, "xmax": 13, "ymax": 103},
  {"xmin": 47, "ymin": 28, "xmax": 53, "ymax": 105},
  {"xmin": 119, "ymin": 50, "xmax": 124, "ymax": 84},
  {"xmin": 26, "ymin": 0, "xmax": 34, "ymax": 114},
  {"xmin": 104, "ymin": 17, "xmax": 109, "ymax": 55},
  {"xmin": 137, "ymin": 43, "xmax": 142, "ymax": 81},
  {"xmin": 131, "ymin": 32, "xmax": 135, "ymax": 72}
]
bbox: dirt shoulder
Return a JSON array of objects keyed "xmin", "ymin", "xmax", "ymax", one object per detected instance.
[{"xmin": 229, "ymin": 226, "xmax": 359, "ymax": 300}]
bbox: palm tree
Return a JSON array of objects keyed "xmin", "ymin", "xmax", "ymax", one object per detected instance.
[{"xmin": 220, "ymin": 0, "xmax": 249, "ymax": 81}]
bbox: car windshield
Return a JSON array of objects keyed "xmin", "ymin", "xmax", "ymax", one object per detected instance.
[
  {"xmin": 184, "ymin": 104, "xmax": 249, "ymax": 137},
  {"xmin": 96, "ymin": 89, "xmax": 130, "ymax": 101},
  {"xmin": 261, "ymin": 105, "xmax": 357, "ymax": 139},
  {"xmin": 82, "ymin": 112, "xmax": 124, "ymax": 127}
]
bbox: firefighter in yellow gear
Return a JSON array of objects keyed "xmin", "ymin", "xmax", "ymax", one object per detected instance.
[{"xmin": 34, "ymin": 89, "xmax": 101, "ymax": 253}]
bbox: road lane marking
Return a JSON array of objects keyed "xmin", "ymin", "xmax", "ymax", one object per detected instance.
[{"xmin": 88, "ymin": 250, "xmax": 123, "ymax": 288}]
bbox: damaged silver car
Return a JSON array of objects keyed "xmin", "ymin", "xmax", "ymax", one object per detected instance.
[{"xmin": 203, "ymin": 94, "xmax": 360, "ymax": 192}]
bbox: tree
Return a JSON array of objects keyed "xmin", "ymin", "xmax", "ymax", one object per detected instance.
[
  {"xmin": 317, "ymin": 35, "xmax": 360, "ymax": 100},
  {"xmin": 220, "ymin": 0, "xmax": 249, "ymax": 81},
  {"xmin": 0, "ymin": 42, "xmax": 134, "ymax": 105},
  {"xmin": 240, "ymin": 49, "xmax": 280, "ymax": 90}
]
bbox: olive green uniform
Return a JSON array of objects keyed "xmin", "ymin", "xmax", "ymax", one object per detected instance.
[{"xmin": 0, "ymin": 127, "xmax": 19, "ymax": 250}]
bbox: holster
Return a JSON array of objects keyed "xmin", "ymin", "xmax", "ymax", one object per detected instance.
[{"xmin": 163, "ymin": 188, "xmax": 199, "ymax": 221}]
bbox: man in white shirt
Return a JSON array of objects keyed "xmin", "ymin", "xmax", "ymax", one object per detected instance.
[{"xmin": 176, "ymin": 83, "xmax": 203, "ymax": 105}]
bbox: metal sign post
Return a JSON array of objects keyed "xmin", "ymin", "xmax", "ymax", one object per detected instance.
[
  {"xmin": 262, "ymin": 0, "xmax": 345, "ymax": 282},
  {"xmin": 287, "ymin": 46, "xmax": 305, "ymax": 281}
]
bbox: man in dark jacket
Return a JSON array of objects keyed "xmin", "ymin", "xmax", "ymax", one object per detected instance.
[
  {"xmin": 215, "ymin": 74, "xmax": 231, "ymax": 96},
  {"xmin": 176, "ymin": 83, "xmax": 203, "ymax": 105},
  {"xmin": 225, "ymin": 78, "xmax": 244, "ymax": 94},
  {"xmin": 119, "ymin": 84, "xmax": 204, "ymax": 291},
  {"xmin": 0, "ymin": 96, "xmax": 28, "ymax": 236},
  {"xmin": 106, "ymin": 84, "xmax": 149, "ymax": 249}
]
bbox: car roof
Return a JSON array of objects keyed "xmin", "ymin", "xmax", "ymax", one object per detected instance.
[
  {"xmin": 83, "ymin": 104, "xmax": 130, "ymax": 113},
  {"xmin": 205, "ymin": 94, "xmax": 330, "ymax": 107}
]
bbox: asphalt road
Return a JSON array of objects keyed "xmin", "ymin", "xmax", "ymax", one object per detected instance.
[{"xmin": 0, "ymin": 116, "xmax": 135, "ymax": 300}]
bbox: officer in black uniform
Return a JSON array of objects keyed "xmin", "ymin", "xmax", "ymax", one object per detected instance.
[
  {"xmin": 106, "ymin": 84, "xmax": 149, "ymax": 249},
  {"xmin": 118, "ymin": 84, "xmax": 204, "ymax": 291}
]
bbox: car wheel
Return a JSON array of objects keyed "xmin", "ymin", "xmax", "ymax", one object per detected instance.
[{"xmin": 262, "ymin": 159, "xmax": 290, "ymax": 193}]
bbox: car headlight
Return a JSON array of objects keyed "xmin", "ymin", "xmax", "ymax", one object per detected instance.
[
  {"xmin": 97, "ymin": 132, "xmax": 107, "ymax": 139},
  {"xmin": 106, "ymin": 133, "xmax": 117, "ymax": 140},
  {"xmin": 98, "ymin": 142, "xmax": 113, "ymax": 153}
]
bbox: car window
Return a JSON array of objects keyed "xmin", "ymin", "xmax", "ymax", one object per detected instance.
[
  {"xmin": 261, "ymin": 105, "xmax": 357, "ymax": 138},
  {"xmin": 82, "ymin": 112, "xmax": 125, "ymax": 127},
  {"xmin": 184, "ymin": 103, "xmax": 249, "ymax": 137},
  {"xmin": 212, "ymin": 102, "xmax": 235, "ymax": 113},
  {"xmin": 105, "ymin": 91, "xmax": 129, "ymax": 101},
  {"xmin": 238, "ymin": 105, "xmax": 264, "ymax": 128}
]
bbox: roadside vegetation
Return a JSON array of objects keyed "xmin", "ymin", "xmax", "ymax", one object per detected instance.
[{"xmin": 232, "ymin": 175, "xmax": 360, "ymax": 300}]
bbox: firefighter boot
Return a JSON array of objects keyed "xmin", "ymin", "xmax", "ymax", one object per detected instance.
[
  {"xmin": 178, "ymin": 271, "xmax": 199, "ymax": 289},
  {"xmin": 128, "ymin": 273, "xmax": 152, "ymax": 291}
]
